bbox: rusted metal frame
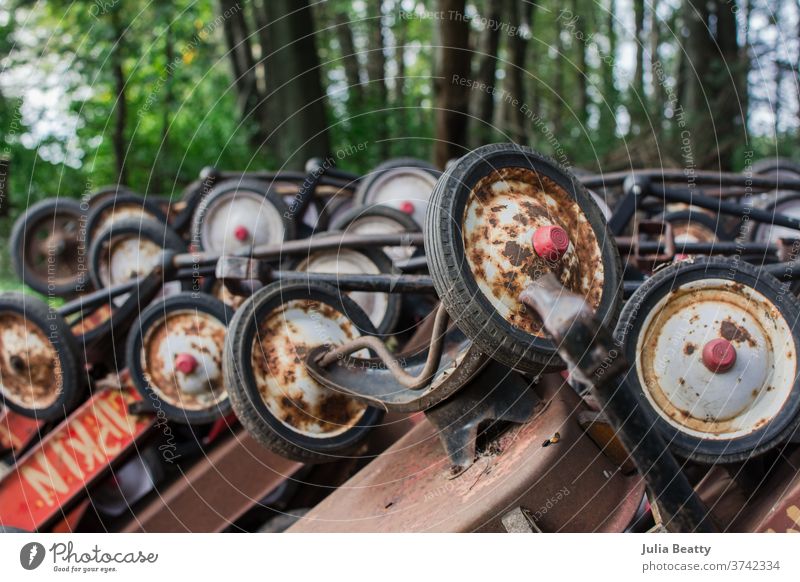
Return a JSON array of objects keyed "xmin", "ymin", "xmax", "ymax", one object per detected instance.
[
  {"xmin": 580, "ymin": 169, "xmax": 800, "ymax": 191},
  {"xmin": 658, "ymin": 184, "xmax": 800, "ymax": 231},
  {"xmin": 175, "ymin": 232, "xmax": 427, "ymax": 270},
  {"xmin": 272, "ymin": 271, "xmax": 435, "ymax": 293},
  {"xmin": 616, "ymin": 240, "xmax": 776, "ymax": 256},
  {"xmin": 315, "ymin": 304, "xmax": 449, "ymax": 389},
  {"xmin": 520, "ymin": 273, "xmax": 716, "ymax": 533},
  {"xmin": 211, "ymin": 169, "xmax": 359, "ymax": 190}
]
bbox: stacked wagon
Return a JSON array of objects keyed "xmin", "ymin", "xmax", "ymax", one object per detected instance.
[{"xmin": 2, "ymin": 145, "xmax": 800, "ymax": 533}]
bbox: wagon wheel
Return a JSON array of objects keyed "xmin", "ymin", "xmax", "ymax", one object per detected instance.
[
  {"xmin": 190, "ymin": 179, "xmax": 295, "ymax": 253},
  {"xmin": 127, "ymin": 293, "xmax": 233, "ymax": 424},
  {"xmin": 223, "ymin": 281, "xmax": 383, "ymax": 463},
  {"xmin": 355, "ymin": 158, "xmax": 440, "ymax": 232},
  {"xmin": 86, "ymin": 184, "xmax": 135, "ymax": 209},
  {"xmin": 751, "ymin": 192, "xmax": 800, "ymax": 245},
  {"xmin": 329, "ymin": 203, "xmax": 421, "ymax": 264},
  {"xmin": 751, "ymin": 157, "xmax": 800, "ymax": 177},
  {"xmin": 661, "ymin": 209, "xmax": 731, "ymax": 245},
  {"xmin": 85, "ymin": 192, "xmax": 167, "ymax": 244},
  {"xmin": 425, "ymin": 143, "xmax": 622, "ymax": 373},
  {"xmin": 88, "ymin": 217, "xmax": 186, "ymax": 290},
  {"xmin": 10, "ymin": 198, "xmax": 88, "ymax": 297},
  {"xmin": 0, "ymin": 293, "xmax": 83, "ymax": 421},
  {"xmin": 290, "ymin": 245, "xmax": 402, "ymax": 336},
  {"xmin": 614, "ymin": 257, "xmax": 800, "ymax": 463}
]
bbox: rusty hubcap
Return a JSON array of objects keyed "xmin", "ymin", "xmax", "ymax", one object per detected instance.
[
  {"xmin": 141, "ymin": 309, "xmax": 228, "ymax": 410},
  {"xmin": 99, "ymin": 235, "xmax": 163, "ymax": 287},
  {"xmin": 295, "ymin": 250, "xmax": 389, "ymax": 329},
  {"xmin": 636, "ymin": 278, "xmax": 796, "ymax": 439},
  {"xmin": 0, "ymin": 313, "xmax": 63, "ymax": 409},
  {"xmin": 463, "ymin": 167, "xmax": 605, "ymax": 337},
  {"xmin": 251, "ymin": 299, "xmax": 369, "ymax": 437}
]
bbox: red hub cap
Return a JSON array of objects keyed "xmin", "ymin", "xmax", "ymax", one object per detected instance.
[
  {"xmin": 175, "ymin": 353, "xmax": 198, "ymax": 375},
  {"xmin": 233, "ymin": 225, "xmax": 250, "ymax": 242},
  {"xmin": 702, "ymin": 338, "xmax": 737, "ymax": 373},
  {"xmin": 399, "ymin": 201, "xmax": 416, "ymax": 215},
  {"xmin": 532, "ymin": 225, "xmax": 570, "ymax": 262}
]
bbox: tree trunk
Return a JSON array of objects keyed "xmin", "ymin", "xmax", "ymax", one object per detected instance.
[
  {"xmin": 334, "ymin": 11, "xmax": 363, "ymax": 104},
  {"xmin": 366, "ymin": 4, "xmax": 389, "ymax": 158},
  {"xmin": 502, "ymin": 0, "xmax": 533, "ymax": 144},
  {"xmin": 650, "ymin": 4, "xmax": 664, "ymax": 122},
  {"xmin": 157, "ymin": 21, "xmax": 175, "ymax": 194},
  {"xmin": 220, "ymin": 0, "xmax": 267, "ymax": 148},
  {"xmin": 470, "ymin": 0, "xmax": 502, "ymax": 147},
  {"xmin": 680, "ymin": 0, "xmax": 743, "ymax": 170},
  {"xmin": 264, "ymin": 0, "xmax": 330, "ymax": 168},
  {"xmin": 394, "ymin": 6, "xmax": 408, "ymax": 154},
  {"xmin": 110, "ymin": 9, "xmax": 127, "ymax": 185},
  {"xmin": 631, "ymin": 0, "xmax": 646, "ymax": 130},
  {"xmin": 433, "ymin": 0, "xmax": 472, "ymax": 168},
  {"xmin": 572, "ymin": 0, "xmax": 588, "ymax": 127}
]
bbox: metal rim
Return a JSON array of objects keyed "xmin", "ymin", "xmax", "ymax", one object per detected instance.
[
  {"xmin": 0, "ymin": 312, "xmax": 63, "ymax": 409},
  {"xmin": 615, "ymin": 258, "xmax": 800, "ymax": 461},
  {"xmin": 200, "ymin": 189, "xmax": 285, "ymax": 253},
  {"xmin": 140, "ymin": 308, "xmax": 228, "ymax": 412},
  {"xmin": 24, "ymin": 213, "xmax": 83, "ymax": 286},
  {"xmin": 295, "ymin": 249, "xmax": 389, "ymax": 330},
  {"xmin": 98, "ymin": 234, "xmax": 164, "ymax": 287},
  {"xmin": 359, "ymin": 166, "xmax": 438, "ymax": 229},
  {"xmin": 637, "ymin": 277, "xmax": 796, "ymax": 440},
  {"xmin": 462, "ymin": 166, "xmax": 605, "ymax": 338},
  {"xmin": 342, "ymin": 216, "xmax": 417, "ymax": 262},
  {"xmin": 753, "ymin": 194, "xmax": 800, "ymax": 243},
  {"xmin": 426, "ymin": 144, "xmax": 622, "ymax": 373},
  {"xmin": 250, "ymin": 298, "xmax": 370, "ymax": 438}
]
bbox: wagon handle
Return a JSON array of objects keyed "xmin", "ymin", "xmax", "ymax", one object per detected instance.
[{"xmin": 519, "ymin": 273, "xmax": 717, "ymax": 533}]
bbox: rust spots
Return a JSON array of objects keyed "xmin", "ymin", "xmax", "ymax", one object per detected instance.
[
  {"xmin": 684, "ymin": 343, "xmax": 696, "ymax": 355},
  {"xmin": 462, "ymin": 166, "xmax": 605, "ymax": 337},
  {"xmin": 720, "ymin": 319, "xmax": 756, "ymax": 347},
  {"xmin": 503, "ymin": 240, "xmax": 533, "ymax": 267},
  {"xmin": 0, "ymin": 313, "xmax": 63, "ymax": 408}
]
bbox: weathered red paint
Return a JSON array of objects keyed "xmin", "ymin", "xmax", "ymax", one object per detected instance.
[
  {"xmin": 0, "ymin": 386, "xmax": 153, "ymax": 531},
  {"xmin": 0, "ymin": 408, "xmax": 42, "ymax": 454}
]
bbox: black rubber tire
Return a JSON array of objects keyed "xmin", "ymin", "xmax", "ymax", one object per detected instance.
[
  {"xmin": 287, "ymin": 241, "xmax": 402, "ymax": 336},
  {"xmin": 329, "ymin": 202, "xmax": 423, "ymax": 233},
  {"xmin": 190, "ymin": 179, "xmax": 295, "ymax": 252},
  {"xmin": 9, "ymin": 197, "xmax": 89, "ymax": 297},
  {"xmin": 614, "ymin": 257, "xmax": 800, "ymax": 463},
  {"xmin": 751, "ymin": 192, "xmax": 800, "ymax": 243},
  {"xmin": 171, "ymin": 176, "xmax": 219, "ymax": 234},
  {"xmin": 751, "ymin": 157, "xmax": 800, "ymax": 177},
  {"xmin": 661, "ymin": 209, "xmax": 732, "ymax": 242},
  {"xmin": 223, "ymin": 281, "xmax": 384, "ymax": 463},
  {"xmin": 425, "ymin": 143, "xmax": 623, "ymax": 373},
  {"xmin": 87, "ymin": 184, "xmax": 135, "ymax": 209},
  {"xmin": 127, "ymin": 292, "xmax": 233, "ymax": 425},
  {"xmin": 355, "ymin": 158, "xmax": 441, "ymax": 207},
  {"xmin": 85, "ymin": 193, "xmax": 167, "ymax": 244},
  {"xmin": 0, "ymin": 292, "xmax": 84, "ymax": 421},
  {"xmin": 88, "ymin": 217, "xmax": 186, "ymax": 290}
]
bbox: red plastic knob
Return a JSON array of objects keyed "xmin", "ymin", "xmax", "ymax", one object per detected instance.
[
  {"xmin": 399, "ymin": 201, "xmax": 416, "ymax": 215},
  {"xmin": 702, "ymin": 339, "xmax": 737, "ymax": 373},
  {"xmin": 233, "ymin": 225, "xmax": 250, "ymax": 242},
  {"xmin": 175, "ymin": 353, "xmax": 198, "ymax": 375},
  {"xmin": 532, "ymin": 225, "xmax": 570, "ymax": 261}
]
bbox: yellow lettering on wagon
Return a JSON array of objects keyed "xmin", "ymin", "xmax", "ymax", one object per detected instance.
[
  {"xmin": 20, "ymin": 452, "xmax": 69, "ymax": 506},
  {"xmin": 49, "ymin": 440, "xmax": 85, "ymax": 481},
  {"xmin": 68, "ymin": 422, "xmax": 106, "ymax": 471}
]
